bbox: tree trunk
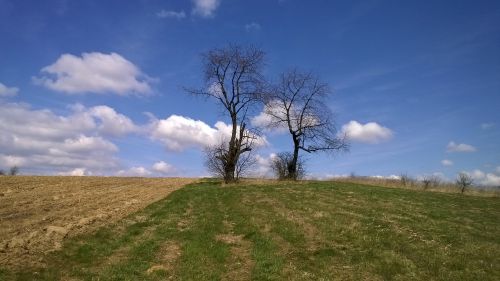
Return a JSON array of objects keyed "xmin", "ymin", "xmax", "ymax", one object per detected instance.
[
  {"xmin": 287, "ymin": 137, "xmax": 300, "ymax": 180},
  {"xmin": 223, "ymin": 114, "xmax": 239, "ymax": 183}
]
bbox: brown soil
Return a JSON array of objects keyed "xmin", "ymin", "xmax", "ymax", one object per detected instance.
[{"xmin": 0, "ymin": 176, "xmax": 196, "ymax": 268}]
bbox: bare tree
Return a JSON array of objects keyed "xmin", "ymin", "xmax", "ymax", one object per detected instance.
[
  {"xmin": 9, "ymin": 166, "xmax": 19, "ymax": 176},
  {"xmin": 0, "ymin": 169, "xmax": 5, "ymax": 176},
  {"xmin": 456, "ymin": 172, "xmax": 473, "ymax": 194},
  {"xmin": 422, "ymin": 175, "xmax": 441, "ymax": 190},
  {"xmin": 189, "ymin": 45, "xmax": 266, "ymax": 183},
  {"xmin": 261, "ymin": 69, "xmax": 348, "ymax": 180},
  {"xmin": 400, "ymin": 173, "xmax": 415, "ymax": 187}
]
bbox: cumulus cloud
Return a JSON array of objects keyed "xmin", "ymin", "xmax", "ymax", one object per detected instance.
[
  {"xmin": 157, "ymin": 10, "xmax": 186, "ymax": 19},
  {"xmin": 441, "ymin": 159, "xmax": 453, "ymax": 166},
  {"xmin": 152, "ymin": 161, "xmax": 176, "ymax": 174},
  {"xmin": 340, "ymin": 120, "xmax": 393, "ymax": 144},
  {"xmin": 150, "ymin": 114, "xmax": 267, "ymax": 151},
  {"xmin": 464, "ymin": 169, "xmax": 500, "ymax": 186},
  {"xmin": 150, "ymin": 115, "xmax": 219, "ymax": 151},
  {"xmin": 245, "ymin": 22, "xmax": 261, "ymax": 32},
  {"xmin": 0, "ymin": 101, "xmax": 138, "ymax": 174},
  {"xmin": 446, "ymin": 141, "xmax": 476, "ymax": 153},
  {"xmin": 34, "ymin": 52, "xmax": 152, "ymax": 95},
  {"xmin": 0, "ymin": 82, "xmax": 19, "ymax": 97},
  {"xmin": 192, "ymin": 0, "xmax": 220, "ymax": 17},
  {"xmin": 87, "ymin": 105, "xmax": 138, "ymax": 136}
]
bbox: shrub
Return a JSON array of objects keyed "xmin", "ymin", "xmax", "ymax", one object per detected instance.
[{"xmin": 271, "ymin": 152, "xmax": 305, "ymax": 180}]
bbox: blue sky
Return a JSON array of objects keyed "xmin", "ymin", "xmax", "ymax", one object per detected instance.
[{"xmin": 0, "ymin": 0, "xmax": 499, "ymax": 185}]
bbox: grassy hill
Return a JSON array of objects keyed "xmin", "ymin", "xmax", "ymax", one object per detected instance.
[{"xmin": 1, "ymin": 180, "xmax": 499, "ymax": 280}]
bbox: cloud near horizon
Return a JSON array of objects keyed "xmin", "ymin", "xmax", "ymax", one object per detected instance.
[
  {"xmin": 0, "ymin": 101, "xmax": 142, "ymax": 174},
  {"xmin": 465, "ymin": 169, "xmax": 500, "ymax": 186},
  {"xmin": 34, "ymin": 52, "xmax": 152, "ymax": 95}
]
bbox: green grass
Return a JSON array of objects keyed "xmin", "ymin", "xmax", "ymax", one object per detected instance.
[{"xmin": 1, "ymin": 180, "xmax": 499, "ymax": 280}]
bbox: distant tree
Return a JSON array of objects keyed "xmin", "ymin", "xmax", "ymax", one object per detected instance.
[
  {"xmin": 422, "ymin": 175, "xmax": 441, "ymax": 190},
  {"xmin": 0, "ymin": 169, "xmax": 5, "ymax": 176},
  {"xmin": 261, "ymin": 69, "xmax": 348, "ymax": 180},
  {"xmin": 189, "ymin": 45, "xmax": 266, "ymax": 183},
  {"xmin": 271, "ymin": 152, "xmax": 306, "ymax": 180},
  {"xmin": 9, "ymin": 166, "xmax": 19, "ymax": 176},
  {"xmin": 400, "ymin": 173, "xmax": 413, "ymax": 187},
  {"xmin": 456, "ymin": 172, "xmax": 473, "ymax": 194}
]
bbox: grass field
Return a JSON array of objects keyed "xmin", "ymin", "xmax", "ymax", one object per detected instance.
[{"xmin": 1, "ymin": 179, "xmax": 499, "ymax": 280}]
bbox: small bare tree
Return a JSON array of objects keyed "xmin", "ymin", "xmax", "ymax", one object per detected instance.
[
  {"xmin": 400, "ymin": 173, "xmax": 414, "ymax": 187},
  {"xmin": 422, "ymin": 175, "xmax": 441, "ymax": 190},
  {"xmin": 456, "ymin": 172, "xmax": 473, "ymax": 194},
  {"xmin": 9, "ymin": 166, "xmax": 19, "ymax": 176},
  {"xmin": 188, "ymin": 45, "xmax": 266, "ymax": 183},
  {"xmin": 261, "ymin": 69, "xmax": 348, "ymax": 180},
  {"xmin": 204, "ymin": 139, "xmax": 257, "ymax": 180},
  {"xmin": 0, "ymin": 169, "xmax": 5, "ymax": 176},
  {"xmin": 271, "ymin": 152, "xmax": 306, "ymax": 180}
]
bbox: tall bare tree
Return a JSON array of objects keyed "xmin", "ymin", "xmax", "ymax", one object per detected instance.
[
  {"xmin": 189, "ymin": 45, "xmax": 266, "ymax": 183},
  {"xmin": 262, "ymin": 69, "xmax": 348, "ymax": 180}
]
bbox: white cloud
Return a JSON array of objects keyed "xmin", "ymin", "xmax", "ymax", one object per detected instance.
[
  {"xmin": 481, "ymin": 123, "xmax": 494, "ymax": 129},
  {"xmin": 446, "ymin": 141, "xmax": 476, "ymax": 153},
  {"xmin": 0, "ymin": 101, "xmax": 139, "ymax": 174},
  {"xmin": 371, "ymin": 175, "xmax": 401, "ymax": 180},
  {"xmin": 0, "ymin": 155, "xmax": 26, "ymax": 167},
  {"xmin": 441, "ymin": 159, "xmax": 453, "ymax": 166},
  {"xmin": 150, "ymin": 115, "xmax": 219, "ymax": 151},
  {"xmin": 340, "ymin": 120, "xmax": 393, "ymax": 144},
  {"xmin": 152, "ymin": 161, "xmax": 176, "ymax": 174},
  {"xmin": 117, "ymin": 166, "xmax": 152, "ymax": 177},
  {"xmin": 0, "ymin": 82, "xmax": 19, "ymax": 97},
  {"xmin": 150, "ymin": 114, "xmax": 267, "ymax": 151},
  {"xmin": 464, "ymin": 169, "xmax": 500, "ymax": 186},
  {"xmin": 251, "ymin": 103, "xmax": 287, "ymax": 133},
  {"xmin": 192, "ymin": 0, "xmax": 220, "ymax": 17},
  {"xmin": 34, "ymin": 52, "xmax": 152, "ymax": 95},
  {"xmin": 58, "ymin": 168, "xmax": 91, "ymax": 176},
  {"xmin": 251, "ymin": 100, "xmax": 317, "ymax": 134},
  {"xmin": 157, "ymin": 10, "xmax": 186, "ymax": 19},
  {"xmin": 245, "ymin": 22, "xmax": 261, "ymax": 32},
  {"xmin": 247, "ymin": 153, "xmax": 277, "ymax": 178},
  {"xmin": 87, "ymin": 105, "xmax": 138, "ymax": 136}
]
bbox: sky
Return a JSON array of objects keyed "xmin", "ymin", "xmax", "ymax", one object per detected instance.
[{"xmin": 0, "ymin": 0, "xmax": 499, "ymax": 185}]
